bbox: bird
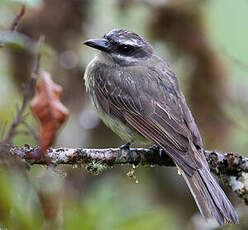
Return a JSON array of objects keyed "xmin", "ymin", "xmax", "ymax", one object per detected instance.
[{"xmin": 83, "ymin": 29, "xmax": 238, "ymax": 225}]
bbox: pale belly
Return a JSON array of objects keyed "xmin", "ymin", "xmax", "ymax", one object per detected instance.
[{"xmin": 94, "ymin": 98, "xmax": 152, "ymax": 146}]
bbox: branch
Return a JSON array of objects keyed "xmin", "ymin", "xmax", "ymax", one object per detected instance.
[{"xmin": 5, "ymin": 144, "xmax": 248, "ymax": 203}]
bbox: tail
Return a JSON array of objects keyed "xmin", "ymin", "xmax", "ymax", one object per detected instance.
[{"xmin": 181, "ymin": 165, "xmax": 239, "ymax": 225}]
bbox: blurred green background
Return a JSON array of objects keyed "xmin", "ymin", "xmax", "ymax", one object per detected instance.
[{"xmin": 0, "ymin": 0, "xmax": 248, "ymax": 229}]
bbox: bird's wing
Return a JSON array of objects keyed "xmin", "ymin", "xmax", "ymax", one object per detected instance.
[{"xmin": 92, "ymin": 63, "xmax": 202, "ymax": 175}]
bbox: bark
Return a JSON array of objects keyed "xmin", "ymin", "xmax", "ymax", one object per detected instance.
[{"xmin": 4, "ymin": 144, "xmax": 248, "ymax": 204}]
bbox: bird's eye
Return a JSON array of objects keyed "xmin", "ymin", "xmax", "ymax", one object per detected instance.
[{"xmin": 119, "ymin": 44, "xmax": 133, "ymax": 54}]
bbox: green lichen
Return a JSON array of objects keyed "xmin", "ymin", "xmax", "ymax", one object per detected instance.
[{"xmin": 84, "ymin": 160, "xmax": 107, "ymax": 175}]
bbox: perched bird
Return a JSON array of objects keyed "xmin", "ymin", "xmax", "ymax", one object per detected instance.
[{"xmin": 83, "ymin": 29, "xmax": 238, "ymax": 225}]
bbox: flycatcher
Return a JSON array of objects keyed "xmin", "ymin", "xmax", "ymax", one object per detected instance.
[{"xmin": 83, "ymin": 29, "xmax": 238, "ymax": 225}]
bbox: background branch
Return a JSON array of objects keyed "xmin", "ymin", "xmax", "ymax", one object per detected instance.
[
  {"xmin": 2, "ymin": 80, "xmax": 35, "ymax": 144},
  {"xmin": 5, "ymin": 144, "xmax": 248, "ymax": 204},
  {"xmin": 1, "ymin": 35, "xmax": 43, "ymax": 145}
]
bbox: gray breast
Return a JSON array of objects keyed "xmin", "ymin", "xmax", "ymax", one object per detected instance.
[{"xmin": 84, "ymin": 53, "xmax": 151, "ymax": 145}]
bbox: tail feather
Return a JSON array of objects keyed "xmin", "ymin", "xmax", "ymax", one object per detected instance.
[{"xmin": 181, "ymin": 166, "xmax": 239, "ymax": 225}]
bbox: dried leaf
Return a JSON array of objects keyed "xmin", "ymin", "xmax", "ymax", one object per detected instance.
[{"xmin": 30, "ymin": 70, "xmax": 69, "ymax": 153}]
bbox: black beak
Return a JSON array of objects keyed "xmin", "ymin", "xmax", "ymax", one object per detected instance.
[{"xmin": 83, "ymin": 38, "xmax": 111, "ymax": 52}]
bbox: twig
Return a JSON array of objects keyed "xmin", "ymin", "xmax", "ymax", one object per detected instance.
[
  {"xmin": 4, "ymin": 144, "xmax": 248, "ymax": 204},
  {"xmin": 1, "ymin": 35, "xmax": 44, "ymax": 144},
  {"xmin": 2, "ymin": 76, "xmax": 36, "ymax": 144},
  {"xmin": 0, "ymin": 5, "xmax": 26, "ymax": 48},
  {"xmin": 0, "ymin": 121, "xmax": 7, "ymax": 140},
  {"xmin": 10, "ymin": 5, "xmax": 26, "ymax": 31},
  {"xmin": 2, "ymin": 98, "xmax": 30, "ymax": 144},
  {"xmin": 33, "ymin": 35, "xmax": 45, "ymax": 75},
  {"xmin": 22, "ymin": 121, "xmax": 39, "ymax": 141}
]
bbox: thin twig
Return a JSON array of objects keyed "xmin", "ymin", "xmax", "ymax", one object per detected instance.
[
  {"xmin": 1, "ymin": 36, "xmax": 44, "ymax": 144},
  {"xmin": 14, "ymin": 130, "xmax": 32, "ymax": 136},
  {"xmin": 10, "ymin": 5, "xmax": 26, "ymax": 31},
  {"xmin": 0, "ymin": 121, "xmax": 7, "ymax": 140},
  {"xmin": 22, "ymin": 121, "xmax": 39, "ymax": 141},
  {"xmin": 33, "ymin": 35, "xmax": 45, "ymax": 75},
  {"xmin": 2, "ymin": 98, "xmax": 29, "ymax": 144},
  {"xmin": 0, "ymin": 5, "xmax": 26, "ymax": 47}
]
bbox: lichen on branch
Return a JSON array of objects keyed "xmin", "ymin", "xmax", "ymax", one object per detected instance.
[{"xmin": 4, "ymin": 144, "xmax": 248, "ymax": 204}]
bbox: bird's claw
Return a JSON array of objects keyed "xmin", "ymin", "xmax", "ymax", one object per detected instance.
[
  {"xmin": 149, "ymin": 144, "xmax": 165, "ymax": 159},
  {"xmin": 120, "ymin": 142, "xmax": 134, "ymax": 160}
]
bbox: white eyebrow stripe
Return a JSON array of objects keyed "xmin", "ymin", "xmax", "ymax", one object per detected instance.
[{"xmin": 120, "ymin": 40, "xmax": 140, "ymax": 47}]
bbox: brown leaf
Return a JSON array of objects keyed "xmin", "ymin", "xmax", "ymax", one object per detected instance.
[{"xmin": 30, "ymin": 70, "xmax": 69, "ymax": 154}]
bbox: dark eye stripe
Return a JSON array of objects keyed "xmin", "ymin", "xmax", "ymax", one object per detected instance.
[
  {"xmin": 119, "ymin": 44, "xmax": 133, "ymax": 53},
  {"xmin": 116, "ymin": 44, "xmax": 138, "ymax": 57}
]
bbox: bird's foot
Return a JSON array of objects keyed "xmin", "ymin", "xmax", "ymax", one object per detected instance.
[
  {"xmin": 149, "ymin": 144, "xmax": 164, "ymax": 159},
  {"xmin": 149, "ymin": 144, "xmax": 175, "ymax": 166},
  {"xmin": 119, "ymin": 142, "xmax": 133, "ymax": 160}
]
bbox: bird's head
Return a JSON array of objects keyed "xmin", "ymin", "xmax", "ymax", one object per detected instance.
[{"xmin": 83, "ymin": 29, "xmax": 153, "ymax": 66}]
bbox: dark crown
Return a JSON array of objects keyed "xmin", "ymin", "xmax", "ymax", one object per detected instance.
[{"xmin": 103, "ymin": 29, "xmax": 153, "ymax": 58}]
